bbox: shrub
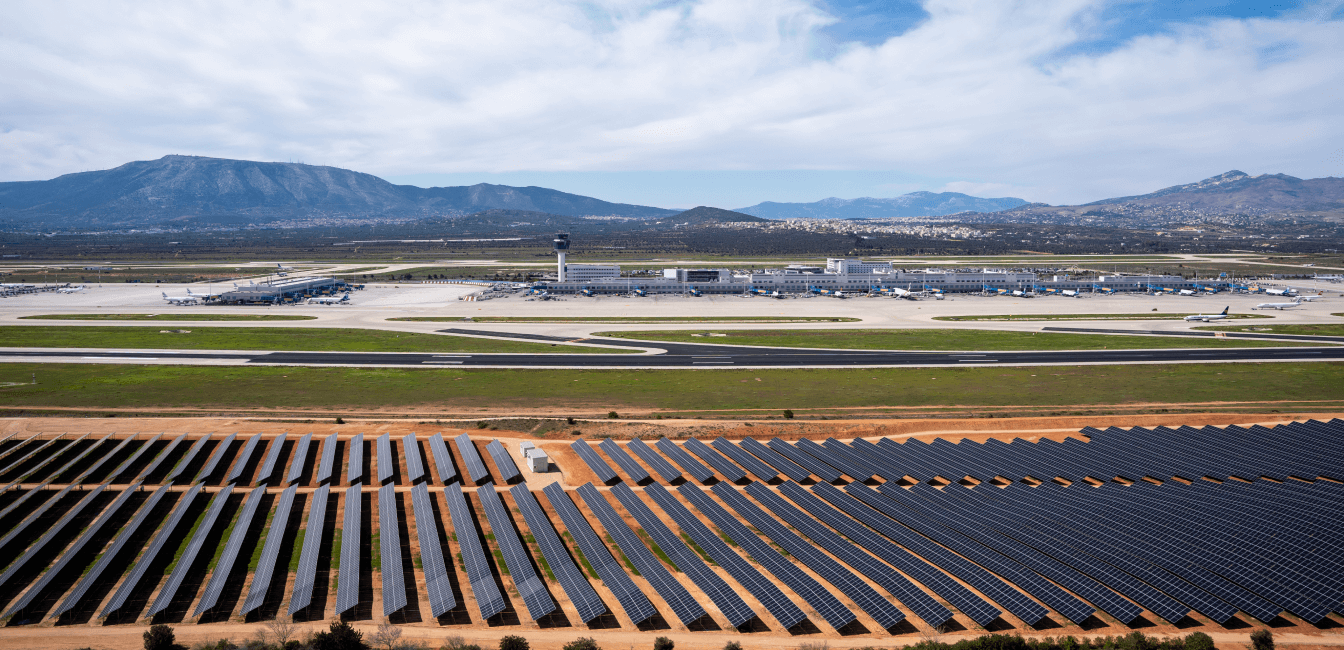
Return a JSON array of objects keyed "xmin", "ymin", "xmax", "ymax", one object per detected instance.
[
  {"xmin": 723, "ymin": 642, "xmax": 743, "ymax": 650},
  {"xmin": 563, "ymin": 638, "xmax": 600, "ymax": 650},
  {"xmin": 1250, "ymin": 630, "xmax": 1273, "ymax": 650},
  {"xmin": 310, "ymin": 620, "xmax": 369, "ymax": 650},
  {"xmin": 607, "ymin": 411, "xmax": 619, "ymax": 419},
  {"xmin": 782, "ymin": 409, "xmax": 794, "ymax": 419},
  {"xmin": 441, "ymin": 637, "xmax": 482, "ymax": 650},
  {"xmin": 1184, "ymin": 632, "xmax": 1214, "ymax": 650},
  {"xmin": 500, "ymin": 636, "xmax": 530, "ymax": 650},
  {"xmin": 654, "ymin": 638, "xmax": 674, "ymax": 650},
  {"xmin": 798, "ymin": 643, "xmax": 829, "ymax": 650},
  {"xmin": 335, "ymin": 417, "xmax": 345, "ymax": 424},
  {"xmin": 477, "ymin": 421, "xmax": 488, "ymax": 429},
  {"xmin": 567, "ymin": 417, "xmax": 576, "ymax": 425},
  {"xmin": 144, "ymin": 625, "xmax": 184, "ymax": 650}
]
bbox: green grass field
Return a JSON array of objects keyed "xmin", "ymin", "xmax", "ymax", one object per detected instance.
[
  {"xmin": 2, "ymin": 362, "xmax": 1340, "ymax": 413},
  {"xmin": 390, "ymin": 316, "xmax": 861, "ymax": 323},
  {"xmin": 1195, "ymin": 324, "xmax": 1344, "ymax": 337},
  {"xmin": 934, "ymin": 313, "xmax": 1272, "ymax": 322},
  {"xmin": 0, "ymin": 326, "xmax": 633, "ymax": 353},
  {"xmin": 594, "ymin": 328, "xmax": 1316, "ymax": 350},
  {"xmin": 21, "ymin": 313, "xmax": 317, "ymax": 321}
]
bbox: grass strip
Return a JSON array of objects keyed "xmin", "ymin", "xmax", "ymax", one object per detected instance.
[
  {"xmin": 287, "ymin": 529, "xmax": 306, "ymax": 572},
  {"xmin": 595, "ymin": 328, "xmax": 1314, "ymax": 351},
  {"xmin": 391, "ymin": 316, "xmax": 861, "ymax": 323},
  {"xmin": 933, "ymin": 313, "xmax": 1272, "ymax": 322},
  {"xmin": 0, "ymin": 325, "xmax": 632, "ymax": 353},
  {"xmin": 21, "ymin": 314, "xmax": 316, "ymax": 321},
  {"xmin": 1197, "ymin": 324, "xmax": 1344, "ymax": 336},
  {"xmin": 636, "ymin": 528, "xmax": 678, "ymax": 572}
]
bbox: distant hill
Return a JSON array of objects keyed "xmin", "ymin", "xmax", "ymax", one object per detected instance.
[
  {"xmin": 662, "ymin": 206, "xmax": 769, "ymax": 224},
  {"xmin": 0, "ymin": 155, "xmax": 677, "ymax": 229},
  {"xmin": 736, "ymin": 191, "xmax": 1028, "ymax": 220}
]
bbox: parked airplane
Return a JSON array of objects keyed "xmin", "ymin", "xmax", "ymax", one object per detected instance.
[
  {"xmin": 1061, "ymin": 289, "xmax": 1080, "ymax": 297},
  {"xmin": 982, "ymin": 285, "xmax": 1008, "ymax": 295},
  {"xmin": 1194, "ymin": 282, "xmax": 1221, "ymax": 293},
  {"xmin": 1184, "ymin": 307, "xmax": 1229, "ymax": 322},
  {"xmin": 1265, "ymin": 287, "xmax": 1297, "ymax": 297},
  {"xmin": 1254, "ymin": 298, "xmax": 1304, "ymax": 310},
  {"xmin": 56, "ymin": 285, "xmax": 85, "ymax": 293},
  {"xmin": 1092, "ymin": 284, "xmax": 1115, "ymax": 294},
  {"xmin": 1178, "ymin": 289, "xmax": 1197, "ymax": 296},
  {"xmin": 1297, "ymin": 295, "xmax": 1322, "ymax": 302},
  {"xmin": 308, "ymin": 293, "xmax": 350, "ymax": 305},
  {"xmin": 161, "ymin": 291, "xmax": 199, "ymax": 305}
]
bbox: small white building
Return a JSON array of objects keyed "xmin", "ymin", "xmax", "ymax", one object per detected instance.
[
  {"xmin": 520, "ymin": 441, "xmax": 549, "ymax": 472},
  {"xmin": 826, "ymin": 258, "xmax": 893, "ymax": 274}
]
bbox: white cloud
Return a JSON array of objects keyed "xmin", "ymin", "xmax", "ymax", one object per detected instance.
[{"xmin": 0, "ymin": 0, "xmax": 1341, "ymax": 204}]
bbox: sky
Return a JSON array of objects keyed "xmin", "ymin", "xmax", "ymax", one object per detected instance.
[{"xmin": 2, "ymin": 0, "xmax": 1342, "ymax": 209}]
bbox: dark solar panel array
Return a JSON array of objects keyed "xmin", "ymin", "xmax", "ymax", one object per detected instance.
[
  {"xmin": 335, "ymin": 483, "xmax": 363, "ymax": 615},
  {"xmin": 510, "ymin": 483, "xmax": 605, "ymax": 623},
  {"xmin": 348, "ymin": 433, "xmax": 365, "ymax": 484},
  {"xmin": 0, "ymin": 484, "xmax": 108, "ymax": 589},
  {"xmin": 713, "ymin": 482, "xmax": 883, "ymax": 630},
  {"xmin": 242, "ymin": 484, "xmax": 297, "ymax": 615},
  {"xmin": 683, "ymin": 438, "xmax": 747, "ymax": 482},
  {"xmin": 610, "ymin": 482, "xmax": 755, "ymax": 626},
  {"xmin": 16, "ymin": 434, "xmax": 94, "ymax": 484},
  {"xmin": 576, "ymin": 482, "xmax": 706, "ymax": 625},
  {"xmin": 442, "ymin": 484, "xmax": 506, "ymax": 620},
  {"xmin": 316, "ymin": 432, "xmax": 338, "ymax": 484},
  {"xmin": 654, "ymin": 437, "xmax": 715, "ymax": 483},
  {"xmin": 376, "ymin": 433, "xmax": 395, "ymax": 484},
  {"xmin": 256, "ymin": 433, "xmax": 287, "ymax": 485},
  {"xmin": 626, "ymin": 437, "xmax": 681, "ymax": 482},
  {"xmin": 196, "ymin": 432, "xmax": 237, "ymax": 482},
  {"xmin": 598, "ymin": 439, "xmax": 651, "ymax": 484},
  {"xmin": 0, "ymin": 434, "xmax": 67, "ymax": 478},
  {"xmin": 571, "ymin": 440, "xmax": 618, "ymax": 483},
  {"xmin": 455, "ymin": 434, "xmax": 488, "ymax": 484},
  {"xmin": 137, "ymin": 433, "xmax": 187, "ymax": 482},
  {"xmin": 195, "ymin": 484, "xmax": 268, "ymax": 615},
  {"xmin": 104, "ymin": 483, "xmax": 206, "ymax": 616},
  {"xmin": 740, "ymin": 437, "xmax": 810, "ymax": 482},
  {"xmin": 541, "ymin": 483, "xmax": 657, "ymax": 625},
  {"xmin": 486, "ymin": 440, "xmax": 521, "ymax": 484},
  {"xmin": 148, "ymin": 484, "xmax": 234, "ymax": 617},
  {"xmin": 643, "ymin": 483, "xmax": 805, "ymax": 629},
  {"xmin": 54, "ymin": 483, "xmax": 174, "ymax": 619},
  {"xmin": 288, "ymin": 484, "xmax": 330, "ymax": 615},
  {"xmin": 676, "ymin": 483, "xmax": 855, "ymax": 631},
  {"xmin": 410, "ymin": 483, "xmax": 456, "ymax": 616},
  {"xmin": 4, "ymin": 481, "xmax": 139, "ymax": 617},
  {"xmin": 288, "ymin": 433, "xmax": 312, "ymax": 484},
  {"xmin": 168, "ymin": 434, "xmax": 211, "ymax": 482},
  {"xmin": 429, "ymin": 433, "xmax": 457, "ymax": 483},
  {"xmin": 711, "ymin": 438, "xmax": 778, "ymax": 482},
  {"xmin": 226, "ymin": 433, "xmax": 264, "ymax": 484},
  {"xmin": 478, "ymin": 482, "xmax": 555, "ymax": 620},
  {"xmin": 109, "ymin": 433, "xmax": 162, "ymax": 481},
  {"xmin": 0, "ymin": 483, "xmax": 79, "ymax": 552},
  {"xmin": 379, "ymin": 483, "xmax": 408, "ymax": 616},
  {"xmin": 795, "ymin": 438, "xmax": 870, "ymax": 481},
  {"xmin": 404, "ymin": 433, "xmax": 426, "ymax": 483}
]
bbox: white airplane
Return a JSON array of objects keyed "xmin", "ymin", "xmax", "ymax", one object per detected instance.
[
  {"xmin": 1297, "ymin": 295, "xmax": 1322, "ymax": 302},
  {"xmin": 1178, "ymin": 289, "xmax": 1197, "ymax": 296},
  {"xmin": 1061, "ymin": 289, "xmax": 1080, "ymax": 297},
  {"xmin": 1265, "ymin": 288, "xmax": 1297, "ymax": 297},
  {"xmin": 276, "ymin": 263, "xmax": 293, "ymax": 271},
  {"xmin": 161, "ymin": 291, "xmax": 199, "ymax": 305},
  {"xmin": 1184, "ymin": 307, "xmax": 1229, "ymax": 322},
  {"xmin": 57, "ymin": 285, "xmax": 85, "ymax": 293},
  {"xmin": 1254, "ymin": 297, "xmax": 1303, "ymax": 310},
  {"xmin": 308, "ymin": 292, "xmax": 350, "ymax": 305}
]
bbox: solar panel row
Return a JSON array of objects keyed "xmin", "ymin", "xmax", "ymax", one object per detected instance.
[
  {"xmin": 711, "ymin": 438, "xmax": 777, "ymax": 483},
  {"xmin": 0, "ymin": 484, "xmax": 109, "ymax": 589},
  {"xmin": 478, "ymin": 483, "xmax": 555, "ymax": 621},
  {"xmin": 0, "ymin": 434, "xmax": 68, "ymax": 479},
  {"xmin": 486, "ymin": 440, "xmax": 522, "ymax": 484},
  {"xmin": 377, "ymin": 433, "xmax": 395, "ymax": 484},
  {"xmin": 288, "ymin": 433, "xmax": 313, "ymax": 484},
  {"xmin": 572, "ymin": 440, "xmax": 618, "ymax": 484},
  {"xmin": 769, "ymin": 437, "xmax": 841, "ymax": 482},
  {"xmin": 25, "ymin": 434, "xmax": 97, "ymax": 483},
  {"xmin": 442, "ymin": 484, "xmax": 506, "ymax": 620},
  {"xmin": 136, "ymin": 433, "xmax": 185, "ymax": 481},
  {"xmin": 740, "ymin": 437, "xmax": 810, "ymax": 482},
  {"xmin": 795, "ymin": 438, "xmax": 869, "ymax": 481},
  {"xmin": 196, "ymin": 433, "xmax": 237, "ymax": 482},
  {"xmin": 195, "ymin": 484, "xmax": 268, "ymax": 615},
  {"xmin": 316, "ymin": 432, "xmax": 338, "ymax": 484},
  {"xmin": 610, "ymin": 482, "xmax": 755, "ymax": 627},
  {"xmin": 227, "ymin": 433, "xmax": 264, "ymax": 484},
  {"xmin": 335, "ymin": 483, "xmax": 363, "ymax": 615},
  {"xmin": 404, "ymin": 433, "xmax": 426, "ymax": 483},
  {"xmin": 510, "ymin": 483, "xmax": 605, "ymax": 623},
  {"xmin": 53, "ymin": 483, "xmax": 175, "ymax": 619},
  {"xmin": 148, "ymin": 484, "xmax": 234, "ymax": 616},
  {"xmin": 654, "ymin": 437, "xmax": 715, "ymax": 483},
  {"xmin": 0, "ymin": 482, "xmax": 79, "ymax": 553},
  {"xmin": 348, "ymin": 433, "xmax": 365, "ymax": 484},
  {"xmin": 104, "ymin": 483, "xmax": 206, "ymax": 616},
  {"xmin": 455, "ymin": 434, "xmax": 488, "ymax": 484},
  {"xmin": 242, "ymin": 484, "xmax": 297, "ymax": 615},
  {"xmin": 429, "ymin": 433, "xmax": 457, "ymax": 483},
  {"xmin": 379, "ymin": 483, "xmax": 408, "ymax": 616},
  {"xmin": 541, "ymin": 483, "xmax": 658, "ymax": 625},
  {"xmin": 683, "ymin": 438, "xmax": 747, "ymax": 482},
  {"xmin": 168, "ymin": 434, "xmax": 211, "ymax": 482},
  {"xmin": 597, "ymin": 439, "xmax": 651, "ymax": 484},
  {"xmin": 110, "ymin": 433, "xmax": 162, "ymax": 482},
  {"xmin": 256, "ymin": 433, "xmax": 288, "ymax": 485},
  {"xmin": 626, "ymin": 437, "xmax": 681, "ymax": 482},
  {"xmin": 289, "ymin": 484, "xmax": 330, "ymax": 616},
  {"xmin": 410, "ymin": 483, "xmax": 456, "ymax": 617}
]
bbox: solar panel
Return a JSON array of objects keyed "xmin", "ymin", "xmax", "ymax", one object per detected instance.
[
  {"xmin": 0, "ymin": 481, "xmax": 53, "ymax": 523},
  {"xmin": 576, "ymin": 482, "xmax": 707, "ymax": 625},
  {"xmin": 195, "ymin": 433, "xmax": 237, "ymax": 482},
  {"xmin": 455, "ymin": 434, "xmax": 488, "ymax": 484},
  {"xmin": 642, "ymin": 483, "xmax": 805, "ymax": 629},
  {"xmin": 148, "ymin": 484, "xmax": 235, "ymax": 617},
  {"xmin": 711, "ymin": 438, "xmax": 778, "ymax": 483},
  {"xmin": 103, "ymin": 483, "xmax": 206, "ymax": 616},
  {"xmin": 256, "ymin": 433, "xmax": 288, "ymax": 485},
  {"xmin": 316, "ymin": 432, "xmax": 338, "ymax": 484},
  {"xmin": 571, "ymin": 440, "xmax": 618, "ymax": 484},
  {"xmin": 429, "ymin": 433, "xmax": 457, "ymax": 483},
  {"xmin": 288, "ymin": 484, "xmax": 330, "ymax": 615},
  {"xmin": 510, "ymin": 483, "xmax": 605, "ymax": 623},
  {"xmin": 796, "ymin": 438, "xmax": 870, "ymax": 481},
  {"xmin": 486, "ymin": 440, "xmax": 521, "ymax": 484},
  {"xmin": 167, "ymin": 434, "xmax": 211, "ymax": 482},
  {"xmin": 0, "ymin": 434, "xmax": 67, "ymax": 478},
  {"xmin": 677, "ymin": 483, "xmax": 855, "ymax": 631},
  {"xmin": 541, "ymin": 483, "xmax": 657, "ymax": 625},
  {"xmin": 108, "ymin": 433, "xmax": 162, "ymax": 482},
  {"xmin": 0, "ymin": 483, "xmax": 108, "ymax": 589},
  {"xmin": 136, "ymin": 433, "xmax": 187, "ymax": 482},
  {"xmin": 627, "ymin": 437, "xmax": 681, "ymax": 482},
  {"xmin": 404, "ymin": 433, "xmax": 426, "ymax": 483},
  {"xmin": 598, "ymin": 439, "xmax": 651, "ymax": 484},
  {"xmin": 9, "ymin": 434, "xmax": 85, "ymax": 483},
  {"xmin": 241, "ymin": 484, "xmax": 297, "ymax": 615},
  {"xmin": 53, "ymin": 482, "xmax": 175, "ymax": 619},
  {"xmin": 655, "ymin": 437, "xmax": 715, "ymax": 483},
  {"xmin": 18, "ymin": 433, "xmax": 104, "ymax": 485},
  {"xmin": 4, "ymin": 481, "xmax": 140, "ymax": 617},
  {"xmin": 335, "ymin": 483, "xmax": 363, "ymax": 615},
  {"xmin": 227, "ymin": 433, "xmax": 265, "ymax": 483},
  {"xmin": 195, "ymin": 484, "xmax": 268, "ymax": 615},
  {"xmin": 609, "ymin": 482, "xmax": 755, "ymax": 627},
  {"xmin": 348, "ymin": 433, "xmax": 365, "ymax": 484},
  {"xmin": 740, "ymin": 437, "xmax": 810, "ymax": 482},
  {"xmin": 379, "ymin": 483, "xmax": 408, "ymax": 616},
  {"xmin": 288, "ymin": 433, "xmax": 313, "ymax": 484},
  {"xmin": 478, "ymin": 483, "xmax": 555, "ymax": 620},
  {"xmin": 0, "ymin": 482, "xmax": 79, "ymax": 553},
  {"xmin": 442, "ymin": 484, "xmax": 506, "ymax": 620},
  {"xmin": 410, "ymin": 483, "xmax": 456, "ymax": 616},
  {"xmin": 683, "ymin": 438, "xmax": 747, "ymax": 482},
  {"xmin": 377, "ymin": 434, "xmax": 395, "ymax": 484}
]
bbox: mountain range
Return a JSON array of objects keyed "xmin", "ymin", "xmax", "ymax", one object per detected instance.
[{"xmin": 735, "ymin": 192, "xmax": 1027, "ymax": 220}]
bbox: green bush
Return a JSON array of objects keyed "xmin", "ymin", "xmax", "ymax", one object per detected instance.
[
  {"xmin": 310, "ymin": 620, "xmax": 370, "ymax": 650},
  {"xmin": 563, "ymin": 638, "xmax": 600, "ymax": 650},
  {"xmin": 723, "ymin": 642, "xmax": 743, "ymax": 650},
  {"xmin": 500, "ymin": 636, "xmax": 530, "ymax": 650},
  {"xmin": 1250, "ymin": 630, "xmax": 1273, "ymax": 650},
  {"xmin": 442, "ymin": 636, "xmax": 482, "ymax": 650},
  {"xmin": 607, "ymin": 411, "xmax": 619, "ymax": 419},
  {"xmin": 782, "ymin": 409, "xmax": 793, "ymax": 419},
  {"xmin": 654, "ymin": 638, "xmax": 674, "ymax": 650},
  {"xmin": 1183, "ymin": 632, "xmax": 1214, "ymax": 650},
  {"xmin": 144, "ymin": 625, "xmax": 185, "ymax": 650}
]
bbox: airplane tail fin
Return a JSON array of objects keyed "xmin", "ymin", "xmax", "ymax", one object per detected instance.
[
  {"xmin": 1221, "ymin": 306, "xmax": 1229, "ymax": 315},
  {"xmin": 161, "ymin": 292, "xmax": 167, "ymax": 298}
]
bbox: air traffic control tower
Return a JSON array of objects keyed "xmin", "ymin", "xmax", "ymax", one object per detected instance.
[{"xmin": 553, "ymin": 232, "xmax": 570, "ymax": 281}]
